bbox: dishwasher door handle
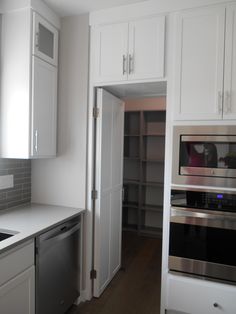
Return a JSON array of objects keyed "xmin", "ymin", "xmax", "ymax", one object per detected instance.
[{"xmin": 40, "ymin": 223, "xmax": 80, "ymax": 248}]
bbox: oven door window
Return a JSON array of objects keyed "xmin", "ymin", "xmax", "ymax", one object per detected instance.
[{"xmin": 169, "ymin": 223, "xmax": 236, "ymax": 267}]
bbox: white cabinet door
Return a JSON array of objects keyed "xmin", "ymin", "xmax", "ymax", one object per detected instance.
[
  {"xmin": 128, "ymin": 16, "xmax": 165, "ymax": 80},
  {"xmin": 33, "ymin": 12, "xmax": 58, "ymax": 66},
  {"xmin": 95, "ymin": 23, "xmax": 128, "ymax": 83},
  {"xmin": 31, "ymin": 57, "xmax": 57, "ymax": 157},
  {"xmin": 0, "ymin": 266, "xmax": 35, "ymax": 314},
  {"xmin": 224, "ymin": 3, "xmax": 236, "ymax": 120},
  {"xmin": 0, "ymin": 8, "xmax": 58, "ymax": 159},
  {"xmin": 174, "ymin": 6, "xmax": 225, "ymax": 120},
  {"xmin": 167, "ymin": 275, "xmax": 236, "ymax": 314},
  {"xmin": 93, "ymin": 89, "xmax": 124, "ymax": 297}
]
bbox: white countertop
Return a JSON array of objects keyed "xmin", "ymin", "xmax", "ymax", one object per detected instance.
[{"xmin": 0, "ymin": 203, "xmax": 85, "ymax": 254}]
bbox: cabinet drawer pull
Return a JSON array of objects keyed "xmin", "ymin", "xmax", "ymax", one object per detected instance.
[
  {"xmin": 122, "ymin": 55, "xmax": 127, "ymax": 75},
  {"xmin": 218, "ymin": 91, "xmax": 223, "ymax": 114},
  {"xmin": 128, "ymin": 54, "xmax": 133, "ymax": 74},
  {"xmin": 35, "ymin": 130, "xmax": 38, "ymax": 153},
  {"xmin": 213, "ymin": 302, "xmax": 218, "ymax": 308},
  {"xmin": 224, "ymin": 91, "xmax": 231, "ymax": 114},
  {"xmin": 35, "ymin": 32, "xmax": 39, "ymax": 48}
]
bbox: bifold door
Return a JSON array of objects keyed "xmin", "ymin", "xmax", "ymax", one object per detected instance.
[{"xmin": 93, "ymin": 88, "xmax": 124, "ymax": 297}]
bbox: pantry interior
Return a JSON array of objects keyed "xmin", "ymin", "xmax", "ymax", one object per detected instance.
[{"xmin": 104, "ymin": 80, "xmax": 167, "ymax": 243}]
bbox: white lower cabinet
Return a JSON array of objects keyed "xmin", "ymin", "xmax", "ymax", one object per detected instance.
[
  {"xmin": 0, "ymin": 241, "xmax": 35, "ymax": 314},
  {"xmin": 167, "ymin": 275, "xmax": 236, "ymax": 314},
  {"xmin": 0, "ymin": 266, "xmax": 35, "ymax": 314}
]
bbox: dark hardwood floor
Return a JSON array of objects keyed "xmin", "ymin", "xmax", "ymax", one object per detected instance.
[{"xmin": 68, "ymin": 231, "xmax": 162, "ymax": 314}]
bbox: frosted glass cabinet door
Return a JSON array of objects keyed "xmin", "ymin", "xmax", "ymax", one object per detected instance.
[{"xmin": 33, "ymin": 12, "xmax": 58, "ymax": 66}]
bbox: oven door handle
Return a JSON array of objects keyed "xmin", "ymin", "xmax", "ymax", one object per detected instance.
[{"xmin": 171, "ymin": 207, "xmax": 236, "ymax": 230}]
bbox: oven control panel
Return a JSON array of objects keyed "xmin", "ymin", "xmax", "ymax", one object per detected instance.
[{"xmin": 171, "ymin": 189, "xmax": 236, "ymax": 212}]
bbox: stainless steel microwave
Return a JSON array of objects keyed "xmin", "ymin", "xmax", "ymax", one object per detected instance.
[{"xmin": 172, "ymin": 125, "xmax": 236, "ymax": 188}]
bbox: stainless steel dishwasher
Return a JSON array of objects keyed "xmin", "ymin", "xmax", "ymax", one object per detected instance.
[{"xmin": 36, "ymin": 216, "xmax": 80, "ymax": 314}]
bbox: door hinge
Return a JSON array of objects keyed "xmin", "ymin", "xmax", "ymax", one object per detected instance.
[
  {"xmin": 93, "ymin": 107, "xmax": 99, "ymax": 119},
  {"xmin": 91, "ymin": 190, "xmax": 98, "ymax": 200},
  {"xmin": 90, "ymin": 269, "xmax": 97, "ymax": 279}
]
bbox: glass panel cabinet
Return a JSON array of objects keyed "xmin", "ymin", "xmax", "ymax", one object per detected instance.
[{"xmin": 33, "ymin": 12, "xmax": 58, "ymax": 66}]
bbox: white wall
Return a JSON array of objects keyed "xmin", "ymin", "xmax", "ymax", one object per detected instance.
[{"xmin": 31, "ymin": 14, "xmax": 89, "ymax": 209}]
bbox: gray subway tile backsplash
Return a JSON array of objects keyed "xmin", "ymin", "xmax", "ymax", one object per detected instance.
[{"xmin": 0, "ymin": 159, "xmax": 31, "ymax": 210}]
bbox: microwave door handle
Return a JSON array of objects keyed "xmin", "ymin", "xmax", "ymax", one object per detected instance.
[{"xmin": 181, "ymin": 135, "xmax": 236, "ymax": 143}]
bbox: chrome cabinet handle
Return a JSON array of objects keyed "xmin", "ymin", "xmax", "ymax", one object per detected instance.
[
  {"xmin": 122, "ymin": 188, "xmax": 125, "ymax": 201},
  {"xmin": 128, "ymin": 54, "xmax": 133, "ymax": 74},
  {"xmin": 218, "ymin": 91, "xmax": 223, "ymax": 114},
  {"xmin": 122, "ymin": 55, "xmax": 127, "ymax": 75},
  {"xmin": 35, "ymin": 130, "xmax": 38, "ymax": 153},
  {"xmin": 35, "ymin": 32, "xmax": 39, "ymax": 48},
  {"xmin": 224, "ymin": 91, "xmax": 231, "ymax": 114}
]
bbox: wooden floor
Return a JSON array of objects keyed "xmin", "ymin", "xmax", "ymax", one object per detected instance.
[{"xmin": 68, "ymin": 231, "xmax": 162, "ymax": 314}]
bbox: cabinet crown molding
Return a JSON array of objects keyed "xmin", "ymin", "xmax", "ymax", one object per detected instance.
[
  {"xmin": 89, "ymin": 0, "xmax": 234, "ymax": 26},
  {"xmin": 0, "ymin": 0, "xmax": 60, "ymax": 29}
]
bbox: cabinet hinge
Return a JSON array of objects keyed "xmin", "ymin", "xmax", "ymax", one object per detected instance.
[
  {"xmin": 90, "ymin": 269, "xmax": 97, "ymax": 279},
  {"xmin": 93, "ymin": 107, "xmax": 99, "ymax": 119},
  {"xmin": 91, "ymin": 190, "xmax": 98, "ymax": 200}
]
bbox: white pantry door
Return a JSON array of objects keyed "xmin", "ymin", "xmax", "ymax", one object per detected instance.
[{"xmin": 93, "ymin": 88, "xmax": 124, "ymax": 297}]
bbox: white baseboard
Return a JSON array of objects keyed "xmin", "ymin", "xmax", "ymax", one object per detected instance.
[{"xmin": 74, "ymin": 289, "xmax": 90, "ymax": 306}]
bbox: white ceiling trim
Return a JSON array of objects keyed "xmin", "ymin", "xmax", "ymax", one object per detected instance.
[{"xmin": 43, "ymin": 0, "xmax": 147, "ymax": 16}]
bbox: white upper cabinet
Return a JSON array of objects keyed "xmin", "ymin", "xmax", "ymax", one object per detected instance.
[
  {"xmin": 31, "ymin": 57, "xmax": 57, "ymax": 157},
  {"xmin": 0, "ymin": 8, "xmax": 59, "ymax": 159},
  {"xmin": 128, "ymin": 16, "xmax": 165, "ymax": 80},
  {"xmin": 95, "ymin": 23, "xmax": 128, "ymax": 83},
  {"xmin": 224, "ymin": 3, "xmax": 236, "ymax": 120},
  {"xmin": 33, "ymin": 12, "xmax": 58, "ymax": 66},
  {"xmin": 94, "ymin": 16, "xmax": 165, "ymax": 83},
  {"xmin": 173, "ymin": 4, "xmax": 236, "ymax": 121},
  {"xmin": 173, "ymin": 6, "xmax": 225, "ymax": 121}
]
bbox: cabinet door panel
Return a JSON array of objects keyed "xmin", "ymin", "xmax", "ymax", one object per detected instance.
[
  {"xmin": 167, "ymin": 275, "xmax": 236, "ymax": 314},
  {"xmin": 94, "ymin": 23, "xmax": 128, "ymax": 83},
  {"xmin": 93, "ymin": 89, "xmax": 124, "ymax": 297},
  {"xmin": 224, "ymin": 4, "xmax": 236, "ymax": 120},
  {"xmin": 0, "ymin": 266, "xmax": 35, "ymax": 314},
  {"xmin": 128, "ymin": 16, "xmax": 165, "ymax": 80},
  {"xmin": 174, "ymin": 6, "xmax": 225, "ymax": 120},
  {"xmin": 33, "ymin": 12, "xmax": 58, "ymax": 66},
  {"xmin": 31, "ymin": 57, "xmax": 57, "ymax": 157}
]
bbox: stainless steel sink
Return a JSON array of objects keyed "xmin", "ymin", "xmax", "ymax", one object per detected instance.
[{"xmin": 0, "ymin": 229, "xmax": 18, "ymax": 242}]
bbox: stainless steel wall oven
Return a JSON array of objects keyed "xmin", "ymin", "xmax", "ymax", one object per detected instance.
[
  {"xmin": 172, "ymin": 125, "xmax": 236, "ymax": 188},
  {"xmin": 169, "ymin": 188, "xmax": 236, "ymax": 284}
]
